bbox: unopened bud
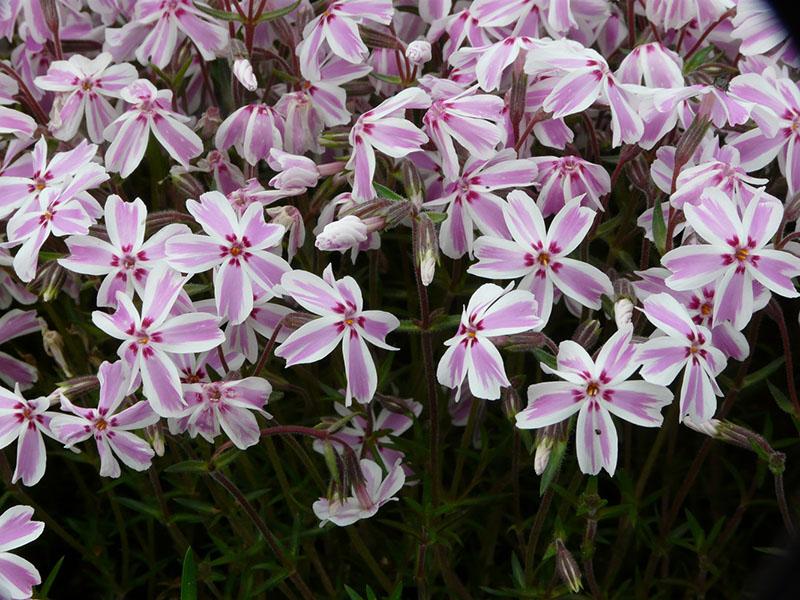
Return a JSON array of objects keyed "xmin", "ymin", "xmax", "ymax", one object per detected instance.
[
  {"xmin": 196, "ymin": 106, "xmax": 222, "ymax": 138},
  {"xmin": 614, "ymin": 298, "xmax": 634, "ymax": 330},
  {"xmin": 358, "ymin": 25, "xmax": 404, "ymax": 50},
  {"xmin": 316, "ymin": 215, "xmax": 369, "ymax": 251},
  {"xmin": 147, "ymin": 423, "xmax": 165, "ymax": 457},
  {"xmin": 266, "ymin": 205, "xmax": 305, "ymax": 261},
  {"xmin": 401, "ymin": 161, "xmax": 425, "ymax": 207},
  {"xmin": 282, "ymin": 311, "xmax": 317, "ymax": 330},
  {"xmin": 414, "ymin": 213, "xmax": 438, "ymax": 286},
  {"xmin": 41, "ymin": 0, "xmax": 60, "ymax": 37},
  {"xmin": 233, "ymin": 58, "xmax": 258, "ymax": 91},
  {"xmin": 170, "ymin": 168, "xmax": 206, "ymax": 198},
  {"xmin": 405, "ymin": 40, "xmax": 432, "ymax": 65},
  {"xmin": 555, "ymin": 539, "xmax": 582, "ymax": 593},
  {"xmin": 41, "ymin": 261, "xmax": 66, "ymax": 302},
  {"xmin": 572, "ymin": 320, "xmax": 600, "ymax": 350},
  {"xmin": 57, "ymin": 375, "xmax": 99, "ymax": 399},
  {"xmin": 534, "ymin": 437, "xmax": 552, "ymax": 475},
  {"xmin": 785, "ymin": 191, "xmax": 800, "ymax": 222},
  {"xmin": 322, "ymin": 440, "xmax": 341, "ymax": 488},
  {"xmin": 39, "ymin": 318, "xmax": 72, "ymax": 377}
]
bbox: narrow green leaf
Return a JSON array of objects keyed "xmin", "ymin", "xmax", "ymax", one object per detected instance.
[
  {"xmin": 257, "ymin": 0, "xmax": 302, "ymax": 22},
  {"xmin": 425, "ymin": 211, "xmax": 447, "ymax": 224},
  {"xmin": 532, "ymin": 348, "xmax": 557, "ymax": 370},
  {"xmin": 181, "ymin": 547, "xmax": 197, "ymax": 600},
  {"xmin": 683, "ymin": 46, "xmax": 716, "ymax": 74},
  {"xmin": 768, "ymin": 380, "xmax": 798, "ymax": 417},
  {"xmin": 652, "ymin": 200, "xmax": 667, "ymax": 255},
  {"xmin": 373, "ymin": 182, "xmax": 405, "ymax": 200},
  {"xmin": 195, "ymin": 4, "xmax": 243, "ymax": 21},
  {"xmin": 164, "ymin": 460, "xmax": 209, "ymax": 474},
  {"xmin": 40, "ymin": 556, "xmax": 65, "ymax": 598},
  {"xmin": 370, "ymin": 72, "xmax": 403, "ymax": 85},
  {"xmin": 539, "ymin": 438, "xmax": 567, "ymax": 496},
  {"xmin": 741, "ymin": 356, "xmax": 785, "ymax": 389}
]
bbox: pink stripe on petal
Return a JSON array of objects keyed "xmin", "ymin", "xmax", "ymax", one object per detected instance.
[
  {"xmin": 516, "ymin": 381, "xmax": 582, "ymax": 429},
  {"xmin": 641, "ymin": 293, "xmax": 695, "ymax": 339},
  {"xmin": 436, "ymin": 340, "xmax": 471, "ymax": 391},
  {"xmin": 637, "ymin": 337, "xmax": 690, "ymax": 386},
  {"xmin": 217, "ymin": 405, "xmax": 261, "ymax": 449},
  {"xmin": 543, "ymin": 69, "xmax": 603, "ymax": 119},
  {"xmin": 215, "ymin": 258, "xmax": 253, "ymax": 325},
  {"xmin": 712, "ymin": 266, "xmax": 753, "ymax": 330},
  {"xmin": 165, "ymin": 234, "xmax": 224, "ymax": 273},
  {"xmin": 113, "ymin": 401, "xmax": 159, "ymax": 430},
  {"xmin": 466, "ymin": 337, "xmax": 509, "ymax": 400},
  {"xmin": 750, "ymin": 249, "xmax": 800, "ymax": 298},
  {"xmin": 576, "ymin": 401, "xmax": 617, "ymax": 476},
  {"xmin": 504, "ymin": 190, "xmax": 546, "ymax": 246},
  {"xmin": 343, "ymin": 330, "xmax": 377, "ymax": 405},
  {"xmin": 323, "ymin": 14, "xmax": 367, "ymax": 64},
  {"xmin": 477, "ymin": 289, "xmax": 540, "ymax": 336},
  {"xmin": 0, "ymin": 553, "xmax": 41, "ymax": 598},
  {"xmin": 549, "ymin": 257, "xmax": 612, "ymax": 310},
  {"xmin": 595, "ymin": 326, "xmax": 637, "ymax": 383},
  {"xmin": 0, "ymin": 506, "xmax": 43, "ymax": 553},
  {"xmin": 275, "ymin": 317, "xmax": 344, "ymax": 366},
  {"xmin": 662, "ymin": 246, "xmax": 728, "ymax": 291},
  {"xmin": 156, "ymin": 313, "xmax": 224, "ymax": 354},
  {"xmin": 245, "ymin": 250, "xmax": 292, "ymax": 294},
  {"xmin": 12, "ymin": 424, "xmax": 46, "ymax": 486},
  {"xmin": 139, "ymin": 347, "xmax": 185, "ymax": 417},
  {"xmin": 604, "ymin": 380, "xmax": 671, "ymax": 426},
  {"xmin": 470, "ymin": 237, "xmax": 533, "ymax": 280},
  {"xmin": 150, "ymin": 113, "xmax": 202, "ymax": 167}
]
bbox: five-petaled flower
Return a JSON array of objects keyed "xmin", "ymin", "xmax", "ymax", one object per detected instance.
[{"xmin": 0, "ymin": 505, "xmax": 45, "ymax": 600}]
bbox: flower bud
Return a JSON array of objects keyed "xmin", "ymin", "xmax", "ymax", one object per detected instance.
[
  {"xmin": 401, "ymin": 161, "xmax": 425, "ymax": 208},
  {"xmin": 555, "ymin": 539, "xmax": 582, "ymax": 593},
  {"xmin": 316, "ymin": 215, "xmax": 369, "ymax": 251},
  {"xmin": 533, "ymin": 423, "xmax": 565, "ymax": 474},
  {"xmin": 282, "ymin": 311, "xmax": 317, "ymax": 331},
  {"xmin": 572, "ymin": 319, "xmax": 600, "ymax": 350},
  {"xmin": 147, "ymin": 423, "xmax": 165, "ymax": 457},
  {"xmin": 613, "ymin": 298, "xmax": 634, "ymax": 330},
  {"xmin": 414, "ymin": 213, "xmax": 438, "ymax": 286},
  {"xmin": 405, "ymin": 40, "xmax": 432, "ymax": 65},
  {"xmin": 266, "ymin": 205, "xmax": 305, "ymax": 261},
  {"xmin": 41, "ymin": 261, "xmax": 66, "ymax": 302},
  {"xmin": 196, "ymin": 106, "xmax": 222, "ymax": 139},
  {"xmin": 57, "ymin": 375, "xmax": 100, "ymax": 399},
  {"xmin": 268, "ymin": 149, "xmax": 319, "ymax": 190},
  {"xmin": 41, "ymin": 0, "xmax": 60, "ymax": 37},
  {"xmin": 39, "ymin": 317, "xmax": 72, "ymax": 377},
  {"xmin": 233, "ymin": 58, "xmax": 258, "ymax": 91},
  {"xmin": 169, "ymin": 168, "xmax": 206, "ymax": 199}
]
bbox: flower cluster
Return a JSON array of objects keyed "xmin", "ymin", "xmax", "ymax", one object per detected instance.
[{"xmin": 0, "ymin": 0, "xmax": 798, "ymax": 597}]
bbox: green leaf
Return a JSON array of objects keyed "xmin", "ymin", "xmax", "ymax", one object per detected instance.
[
  {"xmin": 164, "ymin": 460, "xmax": 209, "ymax": 474},
  {"xmin": 539, "ymin": 438, "xmax": 567, "ymax": 496},
  {"xmin": 257, "ymin": 0, "xmax": 301, "ymax": 22},
  {"xmin": 741, "ymin": 356, "xmax": 785, "ymax": 389},
  {"xmin": 683, "ymin": 46, "xmax": 716, "ymax": 74},
  {"xmin": 374, "ymin": 182, "xmax": 405, "ymax": 200},
  {"xmin": 181, "ymin": 547, "xmax": 197, "ymax": 600},
  {"xmin": 532, "ymin": 348, "xmax": 557, "ymax": 370},
  {"xmin": 40, "ymin": 556, "xmax": 64, "ymax": 598},
  {"xmin": 652, "ymin": 200, "xmax": 667, "ymax": 255},
  {"xmin": 370, "ymin": 72, "xmax": 403, "ymax": 85},
  {"xmin": 425, "ymin": 211, "xmax": 447, "ymax": 224},
  {"xmin": 344, "ymin": 585, "xmax": 365, "ymax": 600},
  {"xmin": 768, "ymin": 381, "xmax": 798, "ymax": 418},
  {"xmin": 195, "ymin": 4, "xmax": 243, "ymax": 21}
]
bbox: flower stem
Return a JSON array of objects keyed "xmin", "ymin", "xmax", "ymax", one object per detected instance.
[{"xmin": 766, "ymin": 299, "xmax": 800, "ymax": 415}]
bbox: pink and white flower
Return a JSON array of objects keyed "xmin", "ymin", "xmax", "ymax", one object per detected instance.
[
  {"xmin": 34, "ymin": 52, "xmax": 137, "ymax": 143},
  {"xmin": 437, "ymin": 282, "xmax": 542, "ymax": 400},
  {"xmin": 516, "ymin": 326, "xmax": 673, "ymax": 476},
  {"xmin": 0, "ymin": 384, "xmax": 58, "ymax": 486},
  {"xmin": 530, "ymin": 154, "xmax": 610, "ymax": 216},
  {"xmin": 275, "ymin": 265, "xmax": 400, "ymax": 405},
  {"xmin": 348, "ymin": 87, "xmax": 431, "ymax": 201},
  {"xmin": 0, "ymin": 309, "xmax": 39, "ymax": 390},
  {"xmin": 52, "ymin": 360, "xmax": 159, "ymax": 478},
  {"xmin": 91, "ymin": 265, "xmax": 225, "ymax": 417},
  {"xmin": 469, "ymin": 193, "xmax": 613, "ymax": 325},
  {"xmin": 169, "ymin": 377, "xmax": 272, "ymax": 450},
  {"xmin": 59, "ymin": 195, "xmax": 190, "ymax": 308},
  {"xmin": 637, "ymin": 293, "xmax": 727, "ymax": 422},
  {"xmin": 165, "ymin": 191, "xmax": 291, "ymax": 325},
  {"xmin": 312, "ymin": 458, "xmax": 405, "ymax": 527},
  {"xmin": 661, "ymin": 189, "xmax": 800, "ymax": 330},
  {"xmin": 104, "ymin": 79, "xmax": 203, "ymax": 177},
  {"xmin": 215, "ymin": 103, "xmax": 283, "ymax": 167},
  {"xmin": 0, "ymin": 505, "xmax": 44, "ymax": 600}
]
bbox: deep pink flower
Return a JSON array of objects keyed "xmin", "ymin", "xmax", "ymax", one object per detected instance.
[
  {"xmin": 0, "ymin": 505, "xmax": 44, "ymax": 600},
  {"xmin": 437, "ymin": 283, "xmax": 542, "ymax": 400},
  {"xmin": 0, "ymin": 384, "xmax": 58, "ymax": 486},
  {"xmin": 91, "ymin": 265, "xmax": 225, "ymax": 417},
  {"xmin": 34, "ymin": 52, "xmax": 137, "ymax": 143},
  {"xmin": 52, "ymin": 360, "xmax": 159, "ymax": 478},
  {"xmin": 470, "ymin": 193, "xmax": 612, "ymax": 325},
  {"xmin": 348, "ymin": 87, "xmax": 431, "ymax": 201},
  {"xmin": 104, "ymin": 79, "xmax": 203, "ymax": 177},
  {"xmin": 516, "ymin": 326, "xmax": 672, "ymax": 476},
  {"xmin": 275, "ymin": 265, "xmax": 399, "ymax": 405},
  {"xmin": 662, "ymin": 189, "xmax": 800, "ymax": 330},
  {"xmin": 59, "ymin": 195, "xmax": 190, "ymax": 308},
  {"xmin": 165, "ymin": 191, "xmax": 290, "ymax": 325}
]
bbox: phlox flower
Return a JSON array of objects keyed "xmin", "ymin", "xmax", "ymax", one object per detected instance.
[
  {"xmin": 91, "ymin": 265, "xmax": 225, "ymax": 417},
  {"xmin": 423, "ymin": 148, "xmax": 538, "ymax": 259},
  {"xmin": 215, "ymin": 103, "xmax": 283, "ymax": 167},
  {"xmin": 165, "ymin": 191, "xmax": 291, "ymax": 325},
  {"xmin": 423, "ymin": 84, "xmax": 505, "ymax": 181},
  {"xmin": 530, "ymin": 154, "xmax": 611, "ymax": 216},
  {"xmin": 524, "ymin": 39, "xmax": 644, "ymax": 147},
  {"xmin": 0, "ymin": 384, "xmax": 58, "ymax": 486},
  {"xmin": 0, "ymin": 309, "xmax": 39, "ymax": 389},
  {"xmin": 297, "ymin": 0, "xmax": 393, "ymax": 79},
  {"xmin": 198, "ymin": 150, "xmax": 245, "ymax": 195},
  {"xmin": 470, "ymin": 193, "xmax": 613, "ymax": 325},
  {"xmin": 348, "ymin": 87, "xmax": 431, "ymax": 201},
  {"xmin": 312, "ymin": 399, "xmax": 423, "ymax": 469},
  {"xmin": 450, "ymin": 36, "xmax": 544, "ymax": 92},
  {"xmin": 661, "ymin": 189, "xmax": 800, "ymax": 330},
  {"xmin": 0, "ymin": 136, "xmax": 102, "ymax": 220},
  {"xmin": 731, "ymin": 0, "xmax": 789, "ymax": 57},
  {"xmin": 313, "ymin": 458, "xmax": 405, "ymax": 527},
  {"xmin": 104, "ymin": 79, "xmax": 203, "ymax": 177},
  {"xmin": 275, "ymin": 265, "xmax": 400, "ymax": 405},
  {"xmin": 637, "ymin": 293, "xmax": 727, "ymax": 422},
  {"xmin": 516, "ymin": 326, "xmax": 673, "ymax": 476},
  {"xmin": 314, "ymin": 193, "xmax": 380, "ymax": 262},
  {"xmin": 645, "ymin": 0, "xmax": 733, "ymax": 33},
  {"xmin": 59, "ymin": 195, "xmax": 190, "ymax": 308},
  {"xmin": 0, "ymin": 505, "xmax": 44, "ymax": 600},
  {"xmin": 437, "ymin": 282, "xmax": 542, "ymax": 400},
  {"xmin": 105, "ymin": 0, "xmax": 228, "ymax": 69},
  {"xmin": 52, "ymin": 360, "xmax": 159, "ymax": 478},
  {"xmin": 169, "ymin": 377, "xmax": 272, "ymax": 450},
  {"xmin": 0, "ymin": 75, "xmax": 35, "ymax": 139},
  {"xmin": 33, "ymin": 52, "xmax": 137, "ymax": 143}
]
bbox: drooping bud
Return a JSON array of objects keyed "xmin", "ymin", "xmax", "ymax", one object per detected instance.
[
  {"xmin": 282, "ymin": 311, "xmax": 317, "ymax": 331},
  {"xmin": 41, "ymin": 0, "xmax": 60, "ymax": 39},
  {"xmin": 672, "ymin": 94, "xmax": 714, "ymax": 192},
  {"xmin": 358, "ymin": 25, "xmax": 404, "ymax": 50},
  {"xmin": 266, "ymin": 205, "xmax": 305, "ymax": 261},
  {"xmin": 555, "ymin": 539, "xmax": 583, "ymax": 594},
  {"xmin": 533, "ymin": 423, "xmax": 566, "ymax": 475},
  {"xmin": 39, "ymin": 318, "xmax": 72, "ymax": 377},
  {"xmin": 268, "ymin": 149, "xmax": 319, "ymax": 190},
  {"xmin": 316, "ymin": 215, "xmax": 369, "ymax": 251},
  {"xmin": 147, "ymin": 422, "xmax": 165, "ymax": 457},
  {"xmin": 169, "ymin": 167, "xmax": 206, "ymax": 199},
  {"xmin": 405, "ymin": 40, "xmax": 432, "ymax": 65}
]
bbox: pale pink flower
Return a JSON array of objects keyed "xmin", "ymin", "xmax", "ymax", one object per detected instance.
[
  {"xmin": 470, "ymin": 193, "xmax": 613, "ymax": 326},
  {"xmin": 197, "ymin": 150, "xmax": 245, "ymax": 196},
  {"xmin": 52, "ymin": 360, "xmax": 159, "ymax": 478},
  {"xmin": 0, "ymin": 384, "xmax": 58, "ymax": 486},
  {"xmin": 530, "ymin": 154, "xmax": 610, "ymax": 216},
  {"xmin": 267, "ymin": 149, "xmax": 320, "ymax": 192},
  {"xmin": 516, "ymin": 326, "xmax": 673, "ymax": 476},
  {"xmin": 215, "ymin": 103, "xmax": 283, "ymax": 166},
  {"xmin": 267, "ymin": 205, "xmax": 306, "ymax": 262},
  {"xmin": 316, "ymin": 216, "xmax": 370, "ymax": 252},
  {"xmin": 662, "ymin": 189, "xmax": 800, "ymax": 330},
  {"xmin": 0, "ymin": 73, "xmax": 35, "ymax": 139},
  {"xmin": 105, "ymin": 0, "xmax": 228, "ymax": 69},
  {"xmin": 0, "ymin": 505, "xmax": 44, "ymax": 600},
  {"xmin": 423, "ymin": 148, "xmax": 538, "ymax": 259},
  {"xmin": 171, "ymin": 377, "xmax": 272, "ymax": 450},
  {"xmin": 450, "ymin": 36, "xmax": 544, "ymax": 92},
  {"xmin": 312, "ymin": 458, "xmax": 405, "ymax": 527},
  {"xmin": 348, "ymin": 87, "xmax": 431, "ymax": 201},
  {"xmin": 275, "ymin": 265, "xmax": 399, "ymax": 405},
  {"xmin": 731, "ymin": 0, "xmax": 788, "ymax": 57},
  {"xmin": 104, "ymin": 79, "xmax": 203, "ymax": 177},
  {"xmin": 0, "ymin": 309, "xmax": 39, "ymax": 390},
  {"xmin": 297, "ymin": 0, "xmax": 393, "ymax": 79},
  {"xmin": 34, "ymin": 52, "xmax": 137, "ymax": 143},
  {"xmin": 437, "ymin": 282, "xmax": 542, "ymax": 400},
  {"xmin": 638, "ymin": 293, "xmax": 727, "ymax": 422},
  {"xmin": 165, "ymin": 191, "xmax": 290, "ymax": 325},
  {"xmin": 91, "ymin": 265, "xmax": 225, "ymax": 417},
  {"xmin": 233, "ymin": 58, "xmax": 257, "ymax": 92}
]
